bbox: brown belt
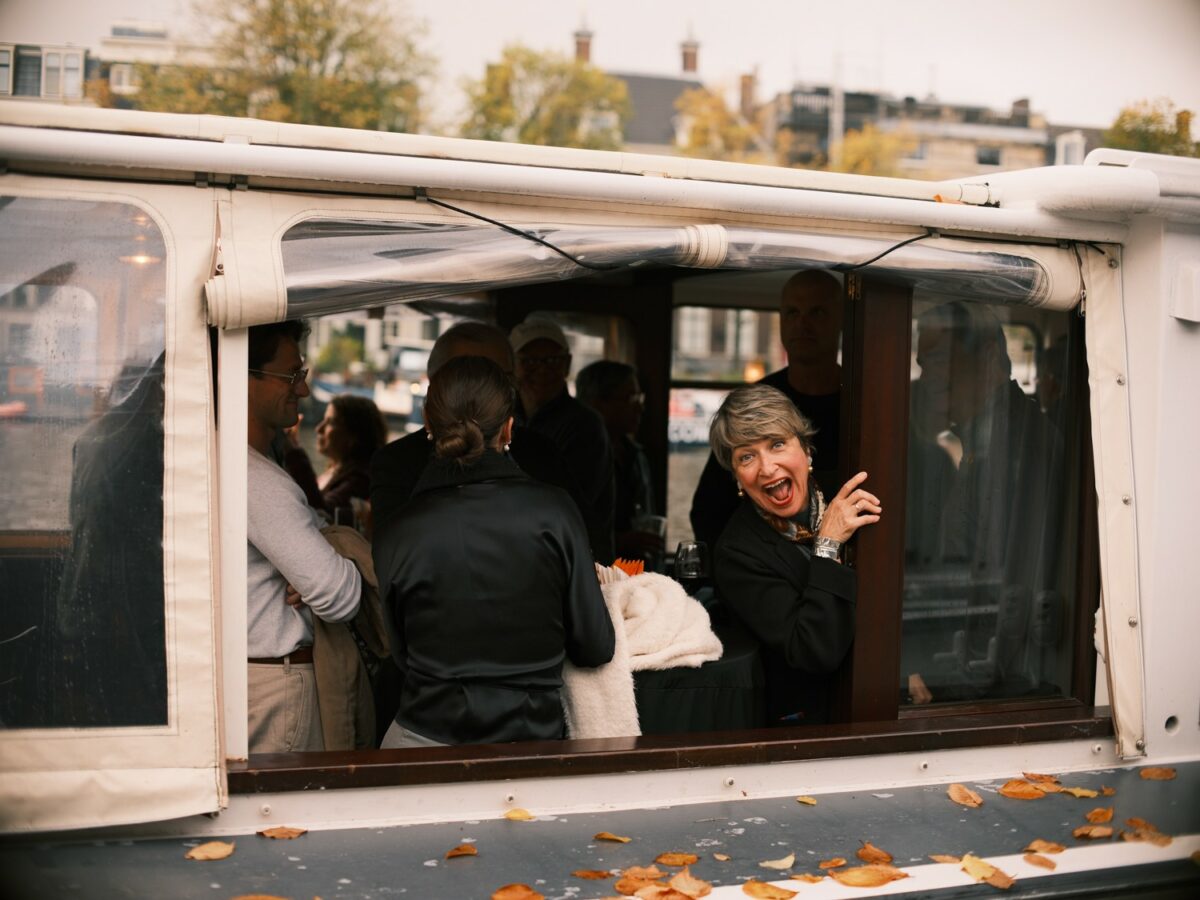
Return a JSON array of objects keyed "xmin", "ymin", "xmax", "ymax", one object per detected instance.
[{"xmin": 249, "ymin": 646, "xmax": 313, "ymax": 665}]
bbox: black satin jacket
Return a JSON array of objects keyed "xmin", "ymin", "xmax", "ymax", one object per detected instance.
[{"xmin": 372, "ymin": 451, "xmax": 615, "ymax": 745}]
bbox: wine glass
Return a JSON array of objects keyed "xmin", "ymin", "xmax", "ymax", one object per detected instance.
[{"xmin": 673, "ymin": 541, "xmax": 710, "ymax": 595}]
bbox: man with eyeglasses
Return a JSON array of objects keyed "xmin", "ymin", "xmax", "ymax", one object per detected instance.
[
  {"xmin": 511, "ymin": 317, "xmax": 615, "ymax": 563},
  {"xmin": 246, "ymin": 320, "xmax": 361, "ymax": 753}
]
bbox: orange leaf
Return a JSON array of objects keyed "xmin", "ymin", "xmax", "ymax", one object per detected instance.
[
  {"xmin": 616, "ymin": 875, "xmax": 667, "ymax": 895},
  {"xmin": 1073, "ymin": 825, "xmax": 1113, "ymax": 839},
  {"xmin": 256, "ymin": 826, "xmax": 306, "ymax": 840},
  {"xmin": 758, "ymin": 852, "xmax": 795, "ymax": 870},
  {"xmin": 791, "ymin": 873, "xmax": 825, "ymax": 883},
  {"xmin": 184, "ymin": 840, "xmax": 234, "ymax": 861},
  {"xmin": 623, "ymin": 866, "xmax": 666, "ymax": 879},
  {"xmin": 713, "ymin": 853, "xmax": 731, "ymax": 862},
  {"xmin": 1121, "ymin": 826, "xmax": 1172, "ymax": 847},
  {"xmin": 1125, "ymin": 816, "xmax": 1156, "ymax": 830},
  {"xmin": 948, "ymin": 783, "xmax": 983, "ymax": 808},
  {"xmin": 818, "ymin": 857, "xmax": 846, "ymax": 869},
  {"xmin": 596, "ymin": 831, "xmax": 633, "ymax": 843},
  {"xmin": 829, "ymin": 864, "xmax": 909, "ymax": 887},
  {"xmin": 504, "ymin": 808, "xmax": 535, "ymax": 821},
  {"xmin": 1085, "ymin": 807, "xmax": 1114, "ymax": 824},
  {"xmin": 446, "ymin": 843, "xmax": 478, "ymax": 859},
  {"xmin": 1059, "ymin": 785, "xmax": 1099, "ymax": 798},
  {"xmin": 741, "ymin": 880, "xmax": 797, "ymax": 899},
  {"xmin": 856, "ymin": 840, "xmax": 893, "ymax": 864},
  {"xmin": 492, "ymin": 885, "xmax": 544, "ymax": 900},
  {"xmin": 929, "ymin": 854, "xmax": 961, "ymax": 864},
  {"xmin": 1101, "ymin": 786, "xmax": 1116, "ymax": 796},
  {"xmin": 985, "ymin": 869, "xmax": 1016, "ymax": 890},
  {"xmin": 1139, "ymin": 766, "xmax": 1176, "ymax": 781},
  {"xmin": 795, "ymin": 795, "xmax": 817, "ymax": 806},
  {"xmin": 572, "ymin": 869, "xmax": 612, "ymax": 880},
  {"xmin": 998, "ymin": 779, "xmax": 1046, "ymax": 800},
  {"xmin": 655, "ymin": 852, "xmax": 699, "ymax": 867},
  {"xmin": 635, "ymin": 887, "xmax": 693, "ymax": 900},
  {"xmin": 1023, "ymin": 772, "xmax": 1060, "ymax": 784},
  {"xmin": 669, "ymin": 866, "xmax": 713, "ymax": 897},
  {"xmin": 1024, "ymin": 853, "xmax": 1056, "ymax": 870},
  {"xmin": 1024, "ymin": 839, "xmax": 1065, "ymax": 854}
]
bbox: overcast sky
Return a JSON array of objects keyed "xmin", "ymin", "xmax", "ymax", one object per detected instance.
[{"xmin": 2, "ymin": 0, "xmax": 1198, "ymax": 132}]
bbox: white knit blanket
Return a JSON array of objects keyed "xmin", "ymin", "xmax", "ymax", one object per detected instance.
[{"xmin": 561, "ymin": 569, "xmax": 723, "ymax": 739}]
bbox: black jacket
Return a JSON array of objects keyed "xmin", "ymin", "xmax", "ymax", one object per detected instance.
[
  {"xmin": 372, "ymin": 451, "xmax": 615, "ymax": 745},
  {"xmin": 713, "ymin": 499, "xmax": 856, "ymax": 726}
]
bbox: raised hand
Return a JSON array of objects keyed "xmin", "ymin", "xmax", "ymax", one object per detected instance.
[{"xmin": 817, "ymin": 471, "xmax": 881, "ymax": 543}]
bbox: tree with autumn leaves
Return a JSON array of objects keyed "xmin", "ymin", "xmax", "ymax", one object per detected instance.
[
  {"xmin": 1103, "ymin": 98, "xmax": 1198, "ymax": 157},
  {"xmin": 460, "ymin": 44, "xmax": 630, "ymax": 150},
  {"xmin": 132, "ymin": 0, "xmax": 432, "ymax": 133}
]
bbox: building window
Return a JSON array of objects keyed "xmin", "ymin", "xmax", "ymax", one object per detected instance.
[
  {"xmin": 41, "ymin": 50, "xmax": 83, "ymax": 100},
  {"xmin": 976, "ymin": 145, "xmax": 1002, "ymax": 167},
  {"xmin": 14, "ymin": 48, "xmax": 41, "ymax": 96},
  {"xmin": 109, "ymin": 62, "xmax": 139, "ymax": 95},
  {"xmin": 0, "ymin": 46, "xmax": 12, "ymax": 95}
]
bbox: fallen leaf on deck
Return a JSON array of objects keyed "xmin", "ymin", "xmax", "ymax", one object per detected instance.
[
  {"xmin": 634, "ymin": 887, "xmax": 692, "ymax": 900},
  {"xmin": 623, "ymin": 866, "xmax": 666, "ymax": 879},
  {"xmin": 1072, "ymin": 825, "xmax": 1113, "ymax": 839},
  {"xmin": 856, "ymin": 841, "xmax": 893, "ymax": 864},
  {"xmin": 791, "ymin": 873, "xmax": 825, "ymax": 883},
  {"xmin": 795, "ymin": 796, "xmax": 817, "ymax": 806},
  {"xmin": 504, "ymin": 808, "xmax": 535, "ymax": 821},
  {"xmin": 741, "ymin": 880, "xmax": 796, "ymax": 899},
  {"xmin": 759, "ymin": 852, "xmax": 795, "ymax": 870},
  {"xmin": 256, "ymin": 826, "xmax": 307, "ymax": 840},
  {"xmin": 1101, "ymin": 786, "xmax": 1116, "ymax": 796},
  {"xmin": 1024, "ymin": 839, "xmax": 1065, "ymax": 854},
  {"xmin": 616, "ymin": 874, "xmax": 667, "ymax": 895},
  {"xmin": 1023, "ymin": 772, "xmax": 1060, "ymax": 784},
  {"xmin": 961, "ymin": 853, "xmax": 1015, "ymax": 889},
  {"xmin": 1139, "ymin": 766, "xmax": 1176, "ymax": 781},
  {"xmin": 184, "ymin": 841, "xmax": 234, "ymax": 861},
  {"xmin": 713, "ymin": 853, "xmax": 731, "ymax": 862},
  {"xmin": 1059, "ymin": 786, "xmax": 1099, "ymax": 799},
  {"xmin": 1120, "ymin": 818, "xmax": 1172, "ymax": 846},
  {"xmin": 572, "ymin": 869, "xmax": 612, "ymax": 880},
  {"xmin": 948, "ymin": 783, "xmax": 983, "ymax": 808},
  {"xmin": 492, "ymin": 885, "xmax": 544, "ymax": 900},
  {"xmin": 829, "ymin": 864, "xmax": 909, "ymax": 887},
  {"xmin": 817, "ymin": 857, "xmax": 846, "ymax": 869},
  {"xmin": 596, "ymin": 831, "xmax": 633, "ymax": 843},
  {"xmin": 1024, "ymin": 853, "xmax": 1056, "ymax": 870},
  {"xmin": 1085, "ymin": 807, "xmax": 1114, "ymax": 824},
  {"xmin": 998, "ymin": 779, "xmax": 1046, "ymax": 800},
  {"xmin": 655, "ymin": 852, "xmax": 699, "ymax": 867},
  {"xmin": 669, "ymin": 866, "xmax": 713, "ymax": 897},
  {"xmin": 929, "ymin": 854, "xmax": 961, "ymax": 864},
  {"xmin": 446, "ymin": 843, "xmax": 478, "ymax": 859}
]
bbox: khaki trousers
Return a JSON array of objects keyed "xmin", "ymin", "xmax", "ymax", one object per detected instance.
[{"xmin": 247, "ymin": 661, "xmax": 325, "ymax": 753}]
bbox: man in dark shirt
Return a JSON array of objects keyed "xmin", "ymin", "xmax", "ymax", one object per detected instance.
[
  {"xmin": 369, "ymin": 321, "xmax": 577, "ymax": 532},
  {"xmin": 510, "ymin": 317, "xmax": 616, "ymax": 563},
  {"xmin": 689, "ymin": 270, "xmax": 843, "ymax": 546}
]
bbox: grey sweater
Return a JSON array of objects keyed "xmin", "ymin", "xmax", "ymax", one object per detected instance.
[{"xmin": 247, "ymin": 447, "xmax": 361, "ymax": 658}]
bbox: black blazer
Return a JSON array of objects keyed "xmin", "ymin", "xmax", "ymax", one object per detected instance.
[
  {"xmin": 713, "ymin": 499, "xmax": 856, "ymax": 726},
  {"xmin": 372, "ymin": 451, "xmax": 615, "ymax": 745}
]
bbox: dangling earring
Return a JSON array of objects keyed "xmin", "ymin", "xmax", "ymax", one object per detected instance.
[
  {"xmin": 426, "ymin": 431, "xmax": 433, "ymax": 442},
  {"xmin": 503, "ymin": 442, "xmax": 511, "ymax": 452},
  {"xmin": 737, "ymin": 486, "xmax": 745, "ymax": 497}
]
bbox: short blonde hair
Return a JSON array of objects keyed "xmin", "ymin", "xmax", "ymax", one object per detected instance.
[{"xmin": 709, "ymin": 384, "xmax": 817, "ymax": 471}]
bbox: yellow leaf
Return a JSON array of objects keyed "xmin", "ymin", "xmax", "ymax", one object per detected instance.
[
  {"xmin": 634, "ymin": 886, "xmax": 692, "ymax": 900},
  {"xmin": 623, "ymin": 866, "xmax": 666, "ymax": 879},
  {"xmin": 856, "ymin": 841, "xmax": 893, "ymax": 864},
  {"xmin": 829, "ymin": 864, "xmax": 909, "ymax": 887},
  {"xmin": 596, "ymin": 830, "xmax": 633, "ymax": 843},
  {"xmin": 817, "ymin": 856, "xmax": 846, "ymax": 869},
  {"xmin": 1059, "ymin": 786, "xmax": 1099, "ymax": 798},
  {"xmin": 1139, "ymin": 766, "xmax": 1176, "ymax": 781},
  {"xmin": 713, "ymin": 853, "xmax": 731, "ymax": 862},
  {"xmin": 446, "ymin": 843, "xmax": 478, "ymax": 859},
  {"xmin": 1024, "ymin": 839, "xmax": 1065, "ymax": 854},
  {"xmin": 504, "ymin": 808, "xmax": 535, "ymax": 821},
  {"xmin": 669, "ymin": 866, "xmax": 712, "ymax": 897},
  {"xmin": 759, "ymin": 852, "xmax": 795, "ymax": 870},
  {"xmin": 795, "ymin": 796, "xmax": 817, "ymax": 806},
  {"xmin": 616, "ymin": 874, "xmax": 666, "ymax": 895},
  {"xmin": 929, "ymin": 854, "xmax": 961, "ymax": 864},
  {"xmin": 1085, "ymin": 807, "xmax": 1114, "ymax": 824},
  {"xmin": 655, "ymin": 852, "xmax": 699, "ymax": 867},
  {"xmin": 492, "ymin": 885, "xmax": 544, "ymax": 900},
  {"xmin": 1073, "ymin": 825, "xmax": 1113, "ymax": 839},
  {"xmin": 961, "ymin": 853, "xmax": 995, "ymax": 881},
  {"xmin": 948, "ymin": 783, "xmax": 983, "ymax": 808},
  {"xmin": 1024, "ymin": 853, "xmax": 1056, "ymax": 870},
  {"xmin": 998, "ymin": 779, "xmax": 1046, "ymax": 800},
  {"xmin": 256, "ymin": 825, "xmax": 307, "ymax": 840},
  {"xmin": 741, "ymin": 880, "xmax": 797, "ymax": 899},
  {"xmin": 184, "ymin": 840, "xmax": 234, "ymax": 861}
]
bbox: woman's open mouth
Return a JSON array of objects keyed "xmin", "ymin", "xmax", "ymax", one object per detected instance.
[{"xmin": 762, "ymin": 477, "xmax": 794, "ymax": 507}]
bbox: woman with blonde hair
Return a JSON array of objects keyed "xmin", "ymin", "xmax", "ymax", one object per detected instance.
[{"xmin": 709, "ymin": 383, "xmax": 880, "ymax": 726}]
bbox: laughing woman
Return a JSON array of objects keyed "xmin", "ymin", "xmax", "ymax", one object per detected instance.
[{"xmin": 709, "ymin": 384, "xmax": 881, "ymax": 727}]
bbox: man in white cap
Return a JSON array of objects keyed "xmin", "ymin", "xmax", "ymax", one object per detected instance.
[{"xmin": 510, "ymin": 317, "xmax": 615, "ymax": 562}]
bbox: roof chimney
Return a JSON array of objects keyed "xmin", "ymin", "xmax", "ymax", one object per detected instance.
[
  {"xmin": 681, "ymin": 37, "xmax": 699, "ymax": 74},
  {"xmin": 574, "ymin": 26, "xmax": 593, "ymax": 64},
  {"xmin": 740, "ymin": 71, "xmax": 757, "ymax": 120}
]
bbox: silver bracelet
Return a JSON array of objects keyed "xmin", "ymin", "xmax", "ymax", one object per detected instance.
[{"xmin": 813, "ymin": 536, "xmax": 842, "ymax": 560}]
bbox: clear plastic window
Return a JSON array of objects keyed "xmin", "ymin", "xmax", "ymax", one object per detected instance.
[{"xmin": 0, "ymin": 196, "xmax": 168, "ymax": 728}]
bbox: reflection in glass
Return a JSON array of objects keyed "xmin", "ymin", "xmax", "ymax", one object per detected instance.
[
  {"xmin": 901, "ymin": 299, "xmax": 1078, "ymax": 706},
  {"xmin": 0, "ymin": 196, "xmax": 167, "ymax": 728}
]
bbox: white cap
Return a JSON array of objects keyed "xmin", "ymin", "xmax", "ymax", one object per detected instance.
[{"xmin": 510, "ymin": 317, "xmax": 570, "ymax": 354}]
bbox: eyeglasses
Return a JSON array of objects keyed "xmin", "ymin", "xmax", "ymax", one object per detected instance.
[
  {"xmin": 628, "ymin": 392, "xmax": 646, "ymax": 406},
  {"xmin": 250, "ymin": 367, "xmax": 309, "ymax": 386},
  {"xmin": 518, "ymin": 354, "xmax": 569, "ymax": 369}
]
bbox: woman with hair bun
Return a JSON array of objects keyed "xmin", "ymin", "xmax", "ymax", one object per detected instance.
[{"xmin": 372, "ymin": 356, "xmax": 615, "ymax": 748}]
